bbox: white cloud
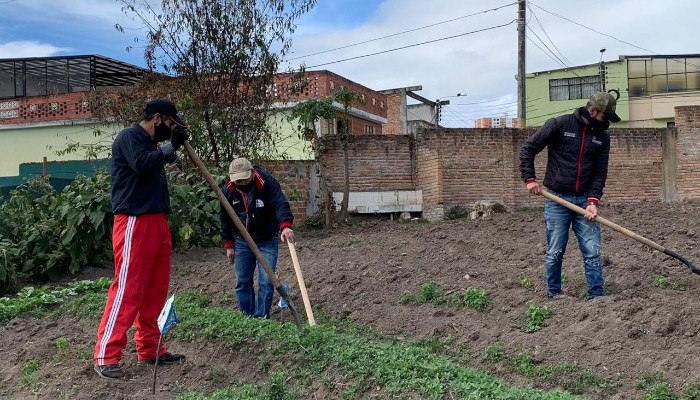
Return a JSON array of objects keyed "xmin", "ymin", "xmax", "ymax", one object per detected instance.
[{"xmin": 0, "ymin": 41, "xmax": 71, "ymax": 58}]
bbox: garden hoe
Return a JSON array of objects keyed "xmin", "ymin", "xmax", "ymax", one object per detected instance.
[
  {"xmin": 183, "ymin": 141, "xmax": 304, "ymax": 333},
  {"xmin": 540, "ymin": 189, "xmax": 700, "ymax": 275}
]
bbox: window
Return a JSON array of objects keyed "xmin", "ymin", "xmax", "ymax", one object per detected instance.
[
  {"xmin": 364, "ymin": 124, "xmax": 374, "ymax": 135},
  {"xmin": 627, "ymin": 56, "xmax": 700, "ymax": 97},
  {"xmin": 491, "ymin": 118, "xmax": 501, "ymax": 127},
  {"xmin": 549, "ymin": 76, "xmax": 600, "ymax": 101}
]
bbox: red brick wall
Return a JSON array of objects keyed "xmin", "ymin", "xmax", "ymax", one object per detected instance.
[
  {"xmin": 0, "ymin": 92, "xmax": 91, "ymax": 125},
  {"xmin": 274, "ymin": 70, "xmax": 387, "ymax": 119},
  {"xmin": 320, "ymin": 135, "xmax": 414, "ymax": 192},
  {"xmin": 319, "ymin": 126, "xmax": 671, "ymax": 218},
  {"xmin": 675, "ymin": 106, "xmax": 700, "ymax": 199},
  {"xmin": 384, "ymin": 93, "xmax": 402, "ymax": 135}
]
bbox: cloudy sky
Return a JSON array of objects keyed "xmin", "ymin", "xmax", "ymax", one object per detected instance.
[{"xmin": 1, "ymin": 0, "xmax": 699, "ymax": 127}]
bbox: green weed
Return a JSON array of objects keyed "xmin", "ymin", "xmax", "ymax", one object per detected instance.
[
  {"xmin": 20, "ymin": 359, "xmax": 40, "ymax": 389},
  {"xmin": 399, "ymin": 290, "xmax": 414, "ymax": 305},
  {"xmin": 417, "ymin": 281, "xmax": 443, "ymax": 305},
  {"xmin": 450, "ymin": 287, "xmax": 489, "ymax": 311},
  {"xmin": 53, "ymin": 337, "xmax": 69, "ymax": 361},
  {"xmin": 76, "ymin": 345, "xmax": 90, "ymax": 361},
  {"xmin": 653, "ymin": 276, "xmax": 669, "ymax": 288},
  {"xmin": 483, "ymin": 342, "xmax": 504, "ymax": 363},
  {"xmin": 526, "ymin": 301, "xmax": 550, "ymax": 333},
  {"xmin": 516, "ymin": 277, "xmax": 532, "ymax": 288},
  {"xmin": 446, "ymin": 205, "xmax": 471, "ymax": 220},
  {"xmin": 337, "ymin": 237, "xmax": 360, "ymax": 247}
]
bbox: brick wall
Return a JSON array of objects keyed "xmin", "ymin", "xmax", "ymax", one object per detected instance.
[
  {"xmin": 0, "ymin": 92, "xmax": 92, "ymax": 125},
  {"xmin": 675, "ymin": 106, "xmax": 700, "ymax": 199},
  {"xmin": 384, "ymin": 93, "xmax": 402, "ymax": 135},
  {"xmin": 320, "ymin": 135, "xmax": 414, "ymax": 193},
  {"xmin": 319, "ymin": 125, "xmax": 674, "ymax": 219}
]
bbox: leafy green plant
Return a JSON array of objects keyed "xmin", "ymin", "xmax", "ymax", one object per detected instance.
[
  {"xmin": 20, "ymin": 359, "xmax": 40, "ymax": 389},
  {"xmin": 526, "ymin": 301, "xmax": 550, "ymax": 333},
  {"xmin": 653, "ymin": 276, "xmax": 669, "ymax": 288},
  {"xmin": 0, "ymin": 278, "xmax": 111, "ymax": 325},
  {"xmin": 561, "ymin": 272, "xmax": 569, "ymax": 286},
  {"xmin": 483, "ymin": 342, "xmax": 504, "ymax": 363},
  {"xmin": 54, "ymin": 337, "xmax": 70, "ymax": 361},
  {"xmin": 417, "ymin": 281, "xmax": 444, "ymax": 305},
  {"xmin": 400, "ymin": 290, "xmax": 414, "ymax": 305},
  {"xmin": 446, "ymin": 205, "xmax": 471, "ymax": 220},
  {"xmin": 450, "ymin": 287, "xmax": 490, "ymax": 311},
  {"xmin": 76, "ymin": 345, "xmax": 90, "ymax": 361},
  {"xmin": 168, "ymin": 169, "xmax": 225, "ymax": 251},
  {"xmin": 516, "ymin": 277, "xmax": 532, "ymax": 288},
  {"xmin": 0, "ymin": 173, "xmax": 113, "ymax": 285}
]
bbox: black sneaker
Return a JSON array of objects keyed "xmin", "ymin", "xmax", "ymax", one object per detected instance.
[
  {"xmin": 94, "ymin": 364, "xmax": 124, "ymax": 379},
  {"xmin": 138, "ymin": 352, "xmax": 186, "ymax": 365}
]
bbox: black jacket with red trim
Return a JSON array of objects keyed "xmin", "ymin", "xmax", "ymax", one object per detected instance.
[
  {"xmin": 219, "ymin": 167, "xmax": 294, "ymax": 247},
  {"xmin": 519, "ymin": 108, "xmax": 611, "ymax": 202}
]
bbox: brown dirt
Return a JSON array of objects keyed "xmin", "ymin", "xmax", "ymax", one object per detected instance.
[{"xmin": 2, "ymin": 200, "xmax": 700, "ymax": 399}]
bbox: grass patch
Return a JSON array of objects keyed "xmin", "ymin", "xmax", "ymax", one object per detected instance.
[
  {"xmin": 168, "ymin": 292, "xmax": 580, "ymax": 399},
  {"xmin": 20, "ymin": 359, "xmax": 40, "ymax": 389},
  {"xmin": 0, "ymin": 278, "xmax": 111, "ymax": 325}
]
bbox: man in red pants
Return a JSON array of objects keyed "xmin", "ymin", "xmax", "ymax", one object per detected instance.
[{"xmin": 94, "ymin": 100, "xmax": 189, "ymax": 379}]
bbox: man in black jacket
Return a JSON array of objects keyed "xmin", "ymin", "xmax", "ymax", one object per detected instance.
[
  {"xmin": 94, "ymin": 100, "xmax": 189, "ymax": 379},
  {"xmin": 519, "ymin": 92, "xmax": 620, "ymax": 301},
  {"xmin": 220, "ymin": 158, "xmax": 294, "ymax": 318}
]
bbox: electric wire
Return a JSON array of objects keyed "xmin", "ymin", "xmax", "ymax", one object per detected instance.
[
  {"xmin": 304, "ymin": 20, "xmax": 517, "ymax": 69},
  {"xmin": 287, "ymin": 1, "xmax": 517, "ymax": 61}
]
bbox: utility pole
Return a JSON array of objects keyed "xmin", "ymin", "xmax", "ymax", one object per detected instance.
[{"xmin": 517, "ymin": 0, "xmax": 526, "ymax": 128}]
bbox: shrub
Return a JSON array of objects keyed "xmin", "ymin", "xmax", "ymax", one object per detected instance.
[
  {"xmin": 526, "ymin": 301, "xmax": 550, "ymax": 333},
  {"xmin": 446, "ymin": 205, "xmax": 471, "ymax": 220}
]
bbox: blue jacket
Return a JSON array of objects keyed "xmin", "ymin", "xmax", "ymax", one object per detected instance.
[
  {"xmin": 111, "ymin": 123, "xmax": 177, "ymax": 215},
  {"xmin": 519, "ymin": 108, "xmax": 611, "ymax": 202},
  {"xmin": 220, "ymin": 167, "xmax": 294, "ymax": 247}
]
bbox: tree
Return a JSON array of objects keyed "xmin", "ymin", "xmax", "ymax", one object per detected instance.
[
  {"xmin": 111, "ymin": 0, "xmax": 316, "ymax": 165},
  {"xmin": 290, "ymin": 99, "xmax": 336, "ymax": 227},
  {"xmin": 332, "ymin": 88, "xmax": 365, "ymax": 222}
]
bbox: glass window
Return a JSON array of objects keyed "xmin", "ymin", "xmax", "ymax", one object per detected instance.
[
  {"xmin": 549, "ymin": 75, "xmax": 599, "ymax": 101},
  {"xmin": 46, "ymin": 59, "xmax": 68, "ymax": 95},
  {"xmin": 667, "ymin": 58, "xmax": 686, "ymax": 74},
  {"xmin": 650, "ymin": 74, "xmax": 667, "ymax": 94},
  {"xmin": 25, "ymin": 60, "xmax": 46, "ymax": 97},
  {"xmin": 0, "ymin": 61, "xmax": 15, "ymax": 98},
  {"xmin": 667, "ymin": 74, "xmax": 686, "ymax": 92},
  {"xmin": 687, "ymin": 72, "xmax": 700, "ymax": 91},
  {"xmin": 68, "ymin": 58, "xmax": 91, "ymax": 92},
  {"xmin": 628, "ymin": 77, "xmax": 648, "ymax": 97},
  {"xmin": 650, "ymin": 58, "xmax": 667, "ymax": 77},
  {"xmin": 628, "ymin": 59, "xmax": 648, "ymax": 78}
]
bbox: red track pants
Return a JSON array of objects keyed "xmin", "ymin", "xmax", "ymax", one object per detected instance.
[{"xmin": 94, "ymin": 213, "xmax": 172, "ymax": 366}]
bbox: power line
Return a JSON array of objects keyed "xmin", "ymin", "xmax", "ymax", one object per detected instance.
[
  {"xmin": 527, "ymin": 3, "xmax": 575, "ymax": 67},
  {"xmin": 305, "ymin": 20, "xmax": 517, "ymax": 69},
  {"xmin": 288, "ymin": 2, "xmax": 517, "ymax": 62}
]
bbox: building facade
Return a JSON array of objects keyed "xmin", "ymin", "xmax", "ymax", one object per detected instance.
[{"xmin": 525, "ymin": 54, "xmax": 700, "ymax": 128}]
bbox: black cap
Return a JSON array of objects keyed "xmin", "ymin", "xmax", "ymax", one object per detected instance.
[{"xmin": 144, "ymin": 99, "xmax": 188, "ymax": 128}]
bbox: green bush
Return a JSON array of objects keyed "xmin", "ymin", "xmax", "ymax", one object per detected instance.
[
  {"xmin": 168, "ymin": 169, "xmax": 225, "ymax": 251},
  {"xmin": 526, "ymin": 301, "xmax": 550, "ymax": 333},
  {"xmin": 0, "ymin": 173, "xmax": 112, "ymax": 286},
  {"xmin": 446, "ymin": 205, "xmax": 471, "ymax": 220}
]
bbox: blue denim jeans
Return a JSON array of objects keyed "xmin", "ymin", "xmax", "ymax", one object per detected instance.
[
  {"xmin": 234, "ymin": 236, "xmax": 279, "ymax": 318},
  {"xmin": 544, "ymin": 192, "xmax": 604, "ymax": 298}
]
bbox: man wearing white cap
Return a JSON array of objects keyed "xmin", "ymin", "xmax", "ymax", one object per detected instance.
[{"xmin": 220, "ymin": 158, "xmax": 294, "ymax": 318}]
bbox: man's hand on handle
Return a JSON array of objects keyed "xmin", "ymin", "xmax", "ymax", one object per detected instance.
[
  {"xmin": 526, "ymin": 181, "xmax": 541, "ymax": 195},
  {"xmin": 584, "ymin": 204, "xmax": 598, "ymax": 221},
  {"xmin": 280, "ymin": 227, "xmax": 294, "ymax": 244}
]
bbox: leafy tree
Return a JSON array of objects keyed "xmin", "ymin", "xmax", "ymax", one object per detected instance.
[
  {"xmin": 290, "ymin": 99, "xmax": 337, "ymax": 227},
  {"xmin": 332, "ymin": 88, "xmax": 365, "ymax": 222},
  {"xmin": 90, "ymin": 0, "xmax": 317, "ymax": 166}
]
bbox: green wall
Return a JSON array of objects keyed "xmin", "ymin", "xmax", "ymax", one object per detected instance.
[
  {"xmin": 525, "ymin": 60, "xmax": 629, "ymax": 127},
  {"xmin": 0, "ymin": 122, "xmax": 119, "ymax": 177},
  {"xmin": 268, "ymin": 110, "xmax": 315, "ymax": 161}
]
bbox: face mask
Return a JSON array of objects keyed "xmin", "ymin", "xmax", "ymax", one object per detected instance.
[
  {"xmin": 154, "ymin": 121, "xmax": 172, "ymax": 142},
  {"xmin": 581, "ymin": 107, "xmax": 610, "ymax": 131},
  {"xmin": 237, "ymin": 181, "xmax": 254, "ymax": 193}
]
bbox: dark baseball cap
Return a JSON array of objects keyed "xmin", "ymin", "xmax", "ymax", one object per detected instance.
[
  {"xmin": 589, "ymin": 92, "xmax": 621, "ymax": 123},
  {"xmin": 144, "ymin": 99, "xmax": 188, "ymax": 128}
]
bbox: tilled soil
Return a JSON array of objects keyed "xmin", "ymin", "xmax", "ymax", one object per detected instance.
[{"xmin": 1, "ymin": 200, "xmax": 700, "ymax": 399}]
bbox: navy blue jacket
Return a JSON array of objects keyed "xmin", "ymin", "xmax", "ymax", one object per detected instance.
[
  {"xmin": 220, "ymin": 167, "xmax": 294, "ymax": 247},
  {"xmin": 111, "ymin": 123, "xmax": 177, "ymax": 215},
  {"xmin": 519, "ymin": 108, "xmax": 611, "ymax": 202}
]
